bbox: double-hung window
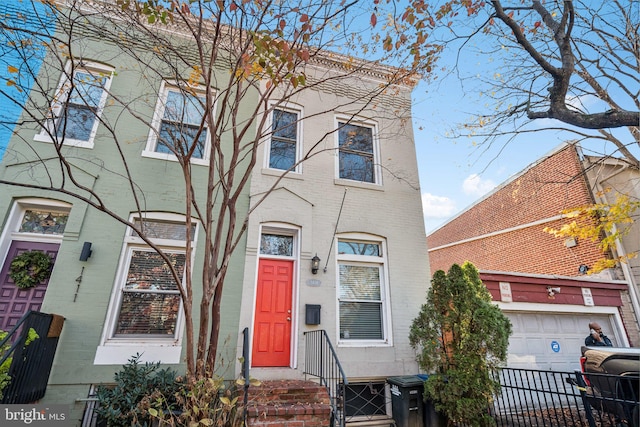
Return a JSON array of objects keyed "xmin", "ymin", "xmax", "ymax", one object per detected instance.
[
  {"xmin": 337, "ymin": 120, "xmax": 379, "ymax": 184},
  {"xmin": 144, "ymin": 82, "xmax": 209, "ymax": 163},
  {"xmin": 267, "ymin": 107, "xmax": 301, "ymax": 172},
  {"xmin": 36, "ymin": 61, "xmax": 113, "ymax": 148},
  {"xmin": 336, "ymin": 236, "xmax": 390, "ymax": 345},
  {"xmin": 114, "ymin": 248, "xmax": 185, "ymax": 336},
  {"xmin": 96, "ymin": 215, "xmax": 196, "ymax": 364}
]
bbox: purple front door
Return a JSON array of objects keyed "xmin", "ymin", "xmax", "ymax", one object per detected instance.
[{"xmin": 0, "ymin": 240, "xmax": 59, "ymax": 331}]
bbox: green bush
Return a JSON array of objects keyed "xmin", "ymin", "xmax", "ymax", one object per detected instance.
[
  {"xmin": 410, "ymin": 262, "xmax": 512, "ymax": 426},
  {"xmin": 95, "ymin": 354, "xmax": 181, "ymax": 427}
]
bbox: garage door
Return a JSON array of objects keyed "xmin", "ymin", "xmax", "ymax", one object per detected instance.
[{"xmin": 504, "ymin": 311, "xmax": 618, "ymax": 371}]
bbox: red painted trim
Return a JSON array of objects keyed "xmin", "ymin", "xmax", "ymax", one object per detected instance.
[
  {"xmin": 482, "ymin": 274, "xmax": 624, "ymax": 307},
  {"xmin": 480, "ymin": 272, "xmax": 627, "ymax": 290}
]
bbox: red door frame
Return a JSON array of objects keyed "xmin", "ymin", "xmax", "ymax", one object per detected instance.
[{"xmin": 251, "ymin": 258, "xmax": 294, "ymax": 367}]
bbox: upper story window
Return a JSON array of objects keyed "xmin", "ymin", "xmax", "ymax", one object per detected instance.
[
  {"xmin": 336, "ymin": 234, "xmax": 390, "ymax": 346},
  {"xmin": 143, "ymin": 82, "xmax": 210, "ymax": 164},
  {"xmin": 35, "ymin": 61, "xmax": 113, "ymax": 148},
  {"xmin": 336, "ymin": 120, "xmax": 379, "ymax": 184},
  {"xmin": 266, "ymin": 107, "xmax": 301, "ymax": 173}
]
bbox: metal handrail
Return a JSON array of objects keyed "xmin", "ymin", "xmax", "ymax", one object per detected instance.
[
  {"xmin": 241, "ymin": 327, "xmax": 250, "ymax": 426},
  {"xmin": 0, "ymin": 310, "xmax": 34, "ymax": 368},
  {"xmin": 303, "ymin": 330, "xmax": 348, "ymax": 427},
  {"xmin": 0, "ymin": 310, "xmax": 64, "ymax": 404}
]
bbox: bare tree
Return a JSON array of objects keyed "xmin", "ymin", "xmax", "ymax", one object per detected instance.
[
  {"xmin": 395, "ymin": 0, "xmax": 639, "ymax": 166},
  {"xmin": 0, "ymin": 0, "xmax": 424, "ymax": 379}
]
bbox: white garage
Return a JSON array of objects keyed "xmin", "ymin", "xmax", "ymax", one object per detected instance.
[{"xmin": 500, "ymin": 305, "xmax": 627, "ymax": 371}]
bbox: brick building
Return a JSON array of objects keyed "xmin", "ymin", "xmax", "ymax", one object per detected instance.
[{"xmin": 427, "ymin": 143, "xmax": 639, "ymax": 370}]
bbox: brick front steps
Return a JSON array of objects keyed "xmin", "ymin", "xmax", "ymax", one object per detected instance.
[{"xmin": 244, "ymin": 380, "xmax": 332, "ymax": 427}]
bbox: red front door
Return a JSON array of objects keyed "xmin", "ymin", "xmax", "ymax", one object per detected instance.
[
  {"xmin": 0, "ymin": 241, "xmax": 59, "ymax": 331},
  {"xmin": 252, "ymin": 259, "xmax": 293, "ymax": 367}
]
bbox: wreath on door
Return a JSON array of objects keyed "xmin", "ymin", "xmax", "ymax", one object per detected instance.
[{"xmin": 8, "ymin": 250, "xmax": 53, "ymax": 289}]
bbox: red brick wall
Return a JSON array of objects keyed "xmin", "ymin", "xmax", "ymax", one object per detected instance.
[{"xmin": 427, "ymin": 145, "xmax": 605, "ymax": 276}]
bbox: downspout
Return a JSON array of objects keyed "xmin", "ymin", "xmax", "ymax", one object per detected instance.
[{"xmin": 612, "ymin": 233, "xmax": 640, "ymax": 330}]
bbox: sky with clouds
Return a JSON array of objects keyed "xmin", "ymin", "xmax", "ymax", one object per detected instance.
[
  {"xmin": 412, "ymin": 79, "xmax": 589, "ymax": 235},
  {"xmin": 413, "ymin": 87, "xmax": 637, "ymax": 234},
  {"xmin": 406, "ymin": 0, "xmax": 639, "ymax": 236}
]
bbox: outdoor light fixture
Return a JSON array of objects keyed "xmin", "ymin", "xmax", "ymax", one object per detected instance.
[
  {"xmin": 79, "ymin": 242, "xmax": 93, "ymax": 261},
  {"xmin": 311, "ymin": 254, "xmax": 320, "ymax": 275},
  {"xmin": 547, "ymin": 286, "xmax": 561, "ymax": 297}
]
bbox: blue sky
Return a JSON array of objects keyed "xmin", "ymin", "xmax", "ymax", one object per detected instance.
[
  {"xmin": 413, "ymin": 83, "xmax": 564, "ymax": 234},
  {"xmin": 409, "ymin": 8, "xmax": 639, "ymax": 234},
  {"xmin": 412, "ymin": 79, "xmax": 639, "ymax": 235}
]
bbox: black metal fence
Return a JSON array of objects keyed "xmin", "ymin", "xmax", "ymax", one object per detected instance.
[
  {"xmin": 0, "ymin": 310, "xmax": 64, "ymax": 403},
  {"xmin": 488, "ymin": 367, "xmax": 639, "ymax": 427}
]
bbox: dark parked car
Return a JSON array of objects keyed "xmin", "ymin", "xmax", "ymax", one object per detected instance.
[{"xmin": 579, "ymin": 346, "xmax": 640, "ymax": 427}]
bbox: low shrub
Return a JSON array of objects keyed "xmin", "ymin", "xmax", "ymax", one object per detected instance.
[
  {"xmin": 95, "ymin": 354, "xmax": 181, "ymax": 427},
  {"xmin": 95, "ymin": 354, "xmax": 250, "ymax": 427}
]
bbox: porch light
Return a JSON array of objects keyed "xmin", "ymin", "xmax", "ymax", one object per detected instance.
[{"xmin": 311, "ymin": 254, "xmax": 320, "ymax": 275}]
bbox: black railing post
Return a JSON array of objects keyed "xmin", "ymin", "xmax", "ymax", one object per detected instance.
[
  {"xmin": 242, "ymin": 327, "xmax": 250, "ymax": 426},
  {"xmin": 572, "ymin": 371, "xmax": 598, "ymax": 427}
]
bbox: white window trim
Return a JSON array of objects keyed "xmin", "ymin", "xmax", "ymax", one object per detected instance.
[
  {"xmin": 34, "ymin": 60, "xmax": 113, "ymax": 149},
  {"xmin": 333, "ymin": 116, "xmax": 382, "ymax": 186},
  {"xmin": 0, "ymin": 198, "xmax": 71, "ymax": 269},
  {"xmin": 142, "ymin": 80, "xmax": 212, "ymax": 166},
  {"xmin": 336, "ymin": 233, "xmax": 392, "ymax": 347},
  {"xmin": 95, "ymin": 212, "xmax": 198, "ymax": 365},
  {"xmin": 263, "ymin": 103, "xmax": 304, "ymax": 174}
]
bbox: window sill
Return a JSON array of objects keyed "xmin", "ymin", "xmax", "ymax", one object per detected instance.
[
  {"xmin": 33, "ymin": 133, "xmax": 94, "ymax": 149},
  {"xmin": 334, "ymin": 178, "xmax": 383, "ymax": 191},
  {"xmin": 94, "ymin": 343, "xmax": 182, "ymax": 365},
  {"xmin": 261, "ymin": 167, "xmax": 303, "ymax": 180},
  {"xmin": 142, "ymin": 150, "xmax": 209, "ymax": 166}
]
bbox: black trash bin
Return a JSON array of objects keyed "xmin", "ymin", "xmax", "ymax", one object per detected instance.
[
  {"xmin": 388, "ymin": 375, "xmax": 424, "ymax": 427},
  {"xmin": 417, "ymin": 374, "xmax": 446, "ymax": 427}
]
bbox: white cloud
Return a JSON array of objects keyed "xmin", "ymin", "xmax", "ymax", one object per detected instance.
[
  {"xmin": 566, "ymin": 94, "xmax": 600, "ymax": 112},
  {"xmin": 462, "ymin": 174, "xmax": 496, "ymax": 197},
  {"xmin": 422, "ymin": 193, "xmax": 457, "ymax": 218}
]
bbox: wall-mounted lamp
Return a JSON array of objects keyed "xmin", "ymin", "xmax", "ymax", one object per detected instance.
[
  {"xmin": 547, "ymin": 286, "xmax": 561, "ymax": 297},
  {"xmin": 79, "ymin": 242, "xmax": 93, "ymax": 261},
  {"xmin": 311, "ymin": 254, "xmax": 320, "ymax": 275}
]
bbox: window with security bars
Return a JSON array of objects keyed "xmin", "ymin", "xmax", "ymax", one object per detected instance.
[
  {"xmin": 337, "ymin": 237, "xmax": 387, "ymax": 342},
  {"xmin": 344, "ymin": 382, "xmax": 388, "ymax": 418}
]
